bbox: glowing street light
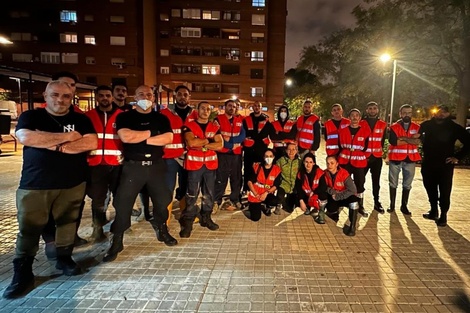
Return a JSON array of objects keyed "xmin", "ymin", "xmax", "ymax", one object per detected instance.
[
  {"xmin": 0, "ymin": 36, "xmax": 13, "ymax": 45},
  {"xmin": 285, "ymin": 78, "xmax": 293, "ymax": 87},
  {"xmin": 380, "ymin": 53, "xmax": 397, "ymax": 125},
  {"xmin": 231, "ymin": 95, "xmax": 238, "ymax": 100}
]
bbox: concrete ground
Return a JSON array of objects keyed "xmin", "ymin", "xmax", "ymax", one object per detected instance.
[{"xmin": 0, "ymin": 140, "xmax": 469, "ymax": 313}]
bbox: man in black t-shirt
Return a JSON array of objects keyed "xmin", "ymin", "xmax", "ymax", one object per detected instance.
[
  {"xmin": 3, "ymin": 81, "xmax": 98, "ymax": 299},
  {"xmin": 103, "ymin": 85, "xmax": 177, "ymax": 263}
]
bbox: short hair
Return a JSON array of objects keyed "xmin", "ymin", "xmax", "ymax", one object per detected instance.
[
  {"xmin": 112, "ymin": 82, "xmax": 127, "ymax": 92},
  {"xmin": 95, "ymin": 85, "xmax": 112, "ymax": 95},
  {"xmin": 224, "ymin": 99, "xmax": 236, "ymax": 106},
  {"xmin": 366, "ymin": 101, "xmax": 378, "ymax": 108},
  {"xmin": 331, "ymin": 103, "xmax": 343, "ymax": 110},
  {"xmin": 286, "ymin": 142, "xmax": 297, "ymax": 149},
  {"xmin": 175, "ymin": 85, "xmax": 191, "ymax": 93},
  {"xmin": 52, "ymin": 71, "xmax": 78, "ymax": 83},
  {"xmin": 197, "ymin": 101, "xmax": 210, "ymax": 109},
  {"xmin": 45, "ymin": 80, "xmax": 73, "ymax": 93},
  {"xmin": 399, "ymin": 104, "xmax": 412, "ymax": 112},
  {"xmin": 348, "ymin": 108, "xmax": 361, "ymax": 116},
  {"xmin": 304, "ymin": 100, "xmax": 312, "ymax": 105}
]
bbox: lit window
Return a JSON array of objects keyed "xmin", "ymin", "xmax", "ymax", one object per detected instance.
[
  {"xmin": 86, "ymin": 57, "xmax": 96, "ymax": 65},
  {"xmin": 182, "ymin": 9, "xmax": 201, "ymax": 19},
  {"xmin": 251, "ymin": 51, "xmax": 264, "ymax": 62},
  {"xmin": 111, "ymin": 57, "xmax": 126, "ymax": 65},
  {"xmin": 160, "ymin": 13, "xmax": 169, "ymax": 21},
  {"xmin": 41, "ymin": 52, "xmax": 60, "ymax": 64},
  {"xmin": 181, "ymin": 27, "xmax": 201, "ymax": 38},
  {"xmin": 161, "ymin": 67, "xmax": 170, "ymax": 74},
  {"xmin": 60, "ymin": 33, "xmax": 78, "ymax": 43},
  {"xmin": 251, "ymin": 32, "xmax": 264, "ymax": 43},
  {"xmin": 60, "ymin": 10, "xmax": 77, "ymax": 23},
  {"xmin": 110, "ymin": 36, "xmax": 126, "ymax": 45},
  {"xmin": 171, "ymin": 9, "xmax": 180, "ymax": 17},
  {"xmin": 84, "ymin": 35, "xmax": 96, "ymax": 45},
  {"xmin": 160, "ymin": 49, "xmax": 169, "ymax": 56},
  {"xmin": 110, "ymin": 16, "xmax": 125, "ymax": 23},
  {"xmin": 84, "ymin": 15, "xmax": 94, "ymax": 21},
  {"xmin": 202, "ymin": 65, "xmax": 220, "ymax": 75},
  {"xmin": 252, "ymin": 14, "xmax": 265, "ymax": 25},
  {"xmin": 250, "ymin": 87, "xmax": 263, "ymax": 97},
  {"xmin": 62, "ymin": 53, "xmax": 78, "ymax": 64},
  {"xmin": 252, "ymin": 0, "xmax": 265, "ymax": 7},
  {"xmin": 12, "ymin": 54, "xmax": 32, "ymax": 62},
  {"xmin": 203, "ymin": 10, "xmax": 220, "ymax": 20}
]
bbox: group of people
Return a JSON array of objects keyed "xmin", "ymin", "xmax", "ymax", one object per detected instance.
[{"xmin": 3, "ymin": 71, "xmax": 470, "ymax": 299}]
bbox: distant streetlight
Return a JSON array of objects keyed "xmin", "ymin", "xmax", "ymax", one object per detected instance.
[
  {"xmin": 285, "ymin": 78, "xmax": 293, "ymax": 87},
  {"xmin": 231, "ymin": 95, "xmax": 237, "ymax": 100},
  {"xmin": 380, "ymin": 53, "xmax": 397, "ymax": 125},
  {"xmin": 0, "ymin": 36, "xmax": 13, "ymax": 44}
]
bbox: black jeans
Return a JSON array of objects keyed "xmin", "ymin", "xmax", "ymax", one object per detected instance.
[
  {"xmin": 343, "ymin": 164, "xmax": 366, "ymax": 194},
  {"xmin": 215, "ymin": 153, "xmax": 242, "ymax": 204},
  {"xmin": 182, "ymin": 166, "xmax": 216, "ymax": 220},
  {"xmin": 86, "ymin": 165, "xmax": 121, "ymax": 214},
  {"xmin": 111, "ymin": 159, "xmax": 172, "ymax": 234},
  {"xmin": 248, "ymin": 194, "xmax": 279, "ymax": 222},
  {"xmin": 364, "ymin": 156, "xmax": 383, "ymax": 202},
  {"xmin": 277, "ymin": 187, "xmax": 296, "ymax": 212},
  {"xmin": 421, "ymin": 162, "xmax": 454, "ymax": 214}
]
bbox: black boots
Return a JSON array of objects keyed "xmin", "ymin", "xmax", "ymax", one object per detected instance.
[
  {"xmin": 357, "ymin": 195, "xmax": 369, "ymax": 218},
  {"xmin": 155, "ymin": 223, "xmax": 178, "ymax": 246},
  {"xmin": 3, "ymin": 257, "xmax": 35, "ymax": 299},
  {"xmin": 374, "ymin": 201, "xmax": 385, "ymax": 214},
  {"xmin": 91, "ymin": 211, "xmax": 107, "ymax": 242},
  {"xmin": 179, "ymin": 218, "xmax": 193, "ymax": 238},
  {"xmin": 436, "ymin": 208, "xmax": 448, "ymax": 227},
  {"xmin": 400, "ymin": 189, "xmax": 412, "ymax": 215},
  {"xmin": 200, "ymin": 212, "xmax": 219, "ymax": 231},
  {"xmin": 387, "ymin": 187, "xmax": 397, "ymax": 213},
  {"xmin": 55, "ymin": 246, "xmax": 82, "ymax": 276},
  {"xmin": 346, "ymin": 202, "xmax": 359, "ymax": 236},
  {"xmin": 423, "ymin": 203, "xmax": 439, "ymax": 221},
  {"xmin": 103, "ymin": 233, "xmax": 124, "ymax": 263}
]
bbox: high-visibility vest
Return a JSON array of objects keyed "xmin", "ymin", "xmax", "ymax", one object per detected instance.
[
  {"xmin": 296, "ymin": 114, "xmax": 319, "ymax": 150},
  {"xmin": 85, "ymin": 108, "xmax": 123, "ymax": 166},
  {"xmin": 272, "ymin": 119, "xmax": 296, "ymax": 148},
  {"xmin": 243, "ymin": 115, "xmax": 270, "ymax": 147},
  {"xmin": 298, "ymin": 167, "xmax": 324, "ymax": 208},
  {"xmin": 160, "ymin": 108, "xmax": 197, "ymax": 159},
  {"xmin": 324, "ymin": 118, "xmax": 350, "ymax": 156},
  {"xmin": 360, "ymin": 119, "xmax": 387, "ymax": 158},
  {"xmin": 217, "ymin": 114, "xmax": 243, "ymax": 154},
  {"xmin": 184, "ymin": 121, "xmax": 220, "ymax": 171},
  {"xmin": 248, "ymin": 163, "xmax": 282, "ymax": 203},
  {"xmin": 338, "ymin": 126, "xmax": 370, "ymax": 168},
  {"xmin": 324, "ymin": 167, "xmax": 350, "ymax": 192},
  {"xmin": 388, "ymin": 122, "xmax": 421, "ymax": 162}
]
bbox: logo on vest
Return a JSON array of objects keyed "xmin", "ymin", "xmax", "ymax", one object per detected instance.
[{"xmin": 63, "ymin": 124, "xmax": 75, "ymax": 132}]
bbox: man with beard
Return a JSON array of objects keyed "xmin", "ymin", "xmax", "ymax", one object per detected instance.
[
  {"xmin": 324, "ymin": 103, "xmax": 350, "ymax": 157},
  {"xmin": 419, "ymin": 105, "xmax": 470, "ymax": 226},
  {"xmin": 296, "ymin": 100, "xmax": 321, "ymax": 158},
  {"xmin": 112, "ymin": 82, "xmax": 131, "ymax": 111},
  {"xmin": 360, "ymin": 102, "xmax": 387, "ymax": 214},
  {"xmin": 84, "ymin": 86, "xmax": 123, "ymax": 241}
]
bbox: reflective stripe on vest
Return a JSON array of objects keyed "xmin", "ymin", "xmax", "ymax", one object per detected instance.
[
  {"xmin": 90, "ymin": 149, "xmax": 122, "ymax": 156},
  {"xmin": 165, "ymin": 143, "xmax": 184, "ymax": 149},
  {"xmin": 338, "ymin": 125, "xmax": 370, "ymax": 168},
  {"xmin": 97, "ymin": 133, "xmax": 120, "ymax": 140},
  {"xmin": 388, "ymin": 122, "xmax": 421, "ymax": 162}
]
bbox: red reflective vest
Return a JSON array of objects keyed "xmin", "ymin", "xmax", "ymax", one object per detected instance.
[
  {"xmin": 388, "ymin": 122, "xmax": 421, "ymax": 162},
  {"xmin": 243, "ymin": 115, "xmax": 270, "ymax": 147},
  {"xmin": 85, "ymin": 108, "xmax": 123, "ymax": 166},
  {"xmin": 298, "ymin": 167, "xmax": 324, "ymax": 208},
  {"xmin": 360, "ymin": 119, "xmax": 387, "ymax": 158},
  {"xmin": 324, "ymin": 167, "xmax": 350, "ymax": 192},
  {"xmin": 217, "ymin": 114, "xmax": 244, "ymax": 154},
  {"xmin": 272, "ymin": 120, "xmax": 296, "ymax": 148},
  {"xmin": 248, "ymin": 163, "xmax": 282, "ymax": 203},
  {"xmin": 338, "ymin": 126, "xmax": 371, "ymax": 168},
  {"xmin": 324, "ymin": 118, "xmax": 350, "ymax": 156},
  {"xmin": 161, "ymin": 108, "xmax": 198, "ymax": 159},
  {"xmin": 184, "ymin": 121, "xmax": 220, "ymax": 171},
  {"xmin": 296, "ymin": 114, "xmax": 319, "ymax": 150}
]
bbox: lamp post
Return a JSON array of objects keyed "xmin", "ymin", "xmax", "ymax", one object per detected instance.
[
  {"xmin": 380, "ymin": 53, "xmax": 397, "ymax": 125},
  {"xmin": 9, "ymin": 77, "xmax": 22, "ymax": 113}
]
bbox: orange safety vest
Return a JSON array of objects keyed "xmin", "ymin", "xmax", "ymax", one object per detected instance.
[
  {"xmin": 324, "ymin": 118, "xmax": 350, "ymax": 156},
  {"xmin": 298, "ymin": 167, "xmax": 324, "ymax": 208},
  {"xmin": 243, "ymin": 115, "xmax": 270, "ymax": 147},
  {"xmin": 324, "ymin": 167, "xmax": 350, "ymax": 192},
  {"xmin": 248, "ymin": 163, "xmax": 282, "ymax": 203},
  {"xmin": 388, "ymin": 122, "xmax": 421, "ymax": 162},
  {"xmin": 272, "ymin": 119, "xmax": 296, "ymax": 148},
  {"xmin": 296, "ymin": 114, "xmax": 319, "ymax": 150},
  {"xmin": 338, "ymin": 125, "xmax": 370, "ymax": 168},
  {"xmin": 217, "ymin": 114, "xmax": 244, "ymax": 155},
  {"xmin": 360, "ymin": 119, "xmax": 387, "ymax": 158},
  {"xmin": 161, "ymin": 108, "xmax": 188, "ymax": 159},
  {"xmin": 85, "ymin": 108, "xmax": 123, "ymax": 166},
  {"xmin": 184, "ymin": 121, "xmax": 220, "ymax": 171}
]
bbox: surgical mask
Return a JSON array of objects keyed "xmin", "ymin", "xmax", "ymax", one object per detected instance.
[
  {"xmin": 279, "ymin": 112, "xmax": 287, "ymax": 120},
  {"xmin": 137, "ymin": 99, "xmax": 153, "ymax": 110},
  {"xmin": 265, "ymin": 157, "xmax": 274, "ymax": 165},
  {"xmin": 402, "ymin": 116, "xmax": 411, "ymax": 123}
]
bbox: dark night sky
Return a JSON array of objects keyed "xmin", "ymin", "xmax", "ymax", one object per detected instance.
[{"xmin": 285, "ymin": 0, "xmax": 364, "ymax": 71}]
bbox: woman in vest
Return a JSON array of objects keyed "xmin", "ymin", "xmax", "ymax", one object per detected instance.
[
  {"xmin": 324, "ymin": 155, "xmax": 360, "ymax": 236},
  {"xmin": 245, "ymin": 149, "xmax": 282, "ymax": 221},
  {"xmin": 294, "ymin": 153, "xmax": 328, "ymax": 224}
]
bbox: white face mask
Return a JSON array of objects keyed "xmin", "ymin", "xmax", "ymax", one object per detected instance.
[
  {"xmin": 265, "ymin": 157, "xmax": 274, "ymax": 165},
  {"xmin": 136, "ymin": 99, "xmax": 153, "ymax": 111},
  {"xmin": 279, "ymin": 112, "xmax": 287, "ymax": 120}
]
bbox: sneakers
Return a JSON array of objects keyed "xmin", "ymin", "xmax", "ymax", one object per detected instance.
[{"xmin": 273, "ymin": 204, "xmax": 282, "ymax": 215}]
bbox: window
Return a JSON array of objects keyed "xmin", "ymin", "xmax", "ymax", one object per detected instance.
[
  {"xmin": 60, "ymin": 33, "xmax": 78, "ymax": 43},
  {"xmin": 84, "ymin": 15, "xmax": 94, "ymax": 21},
  {"xmin": 222, "ymin": 48, "xmax": 240, "ymax": 58},
  {"xmin": 251, "ymin": 51, "xmax": 264, "ymax": 61},
  {"xmin": 172, "ymin": 64, "xmax": 201, "ymax": 74},
  {"xmin": 202, "ymin": 10, "xmax": 220, "ymax": 20},
  {"xmin": 160, "ymin": 49, "xmax": 169, "ymax": 56},
  {"xmin": 182, "ymin": 9, "xmax": 201, "ymax": 19},
  {"xmin": 60, "ymin": 10, "xmax": 77, "ymax": 23},
  {"xmin": 12, "ymin": 54, "xmax": 32, "ymax": 62},
  {"xmin": 251, "ymin": 87, "xmax": 263, "ymax": 97},
  {"xmin": 110, "ymin": 16, "xmax": 125, "ymax": 23},
  {"xmin": 251, "ymin": 32, "xmax": 265, "ymax": 43},
  {"xmin": 110, "ymin": 36, "xmax": 126, "ymax": 45},
  {"xmin": 41, "ymin": 52, "xmax": 60, "ymax": 64},
  {"xmin": 251, "ymin": 69, "xmax": 264, "ymax": 79},
  {"xmin": 181, "ymin": 27, "xmax": 201, "ymax": 38},
  {"xmin": 171, "ymin": 9, "xmax": 180, "ymax": 17},
  {"xmin": 223, "ymin": 11, "xmax": 241, "ymax": 21},
  {"xmin": 85, "ymin": 57, "xmax": 96, "ymax": 64},
  {"xmin": 160, "ymin": 13, "xmax": 169, "ymax": 21},
  {"xmin": 61, "ymin": 53, "xmax": 78, "ymax": 64},
  {"xmin": 111, "ymin": 57, "xmax": 126, "ymax": 66},
  {"xmin": 252, "ymin": 0, "xmax": 266, "ymax": 7},
  {"xmin": 11, "ymin": 33, "xmax": 31, "ymax": 41},
  {"xmin": 252, "ymin": 14, "xmax": 265, "ymax": 25},
  {"xmin": 161, "ymin": 67, "xmax": 170, "ymax": 74},
  {"xmin": 84, "ymin": 35, "xmax": 96, "ymax": 45},
  {"xmin": 202, "ymin": 65, "xmax": 220, "ymax": 75}
]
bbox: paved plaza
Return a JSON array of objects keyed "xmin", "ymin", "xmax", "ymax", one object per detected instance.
[{"xmin": 0, "ymin": 141, "xmax": 469, "ymax": 313}]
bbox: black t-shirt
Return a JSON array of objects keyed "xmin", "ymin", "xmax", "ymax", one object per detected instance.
[
  {"xmin": 116, "ymin": 110, "xmax": 172, "ymax": 161},
  {"xmin": 17, "ymin": 108, "xmax": 96, "ymax": 190},
  {"xmin": 175, "ymin": 105, "xmax": 193, "ymax": 121}
]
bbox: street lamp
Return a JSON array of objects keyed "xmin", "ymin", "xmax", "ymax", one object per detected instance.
[
  {"xmin": 380, "ymin": 53, "xmax": 397, "ymax": 125},
  {"xmin": 285, "ymin": 78, "xmax": 293, "ymax": 87},
  {"xmin": 0, "ymin": 36, "xmax": 13, "ymax": 45}
]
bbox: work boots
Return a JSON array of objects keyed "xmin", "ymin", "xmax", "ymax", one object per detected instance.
[
  {"xmin": 200, "ymin": 211, "xmax": 219, "ymax": 231},
  {"xmin": 103, "ymin": 233, "xmax": 124, "ymax": 263},
  {"xmin": 346, "ymin": 202, "xmax": 359, "ymax": 237},
  {"xmin": 179, "ymin": 218, "xmax": 194, "ymax": 238},
  {"xmin": 55, "ymin": 246, "xmax": 82, "ymax": 276},
  {"xmin": 154, "ymin": 223, "xmax": 178, "ymax": 246},
  {"xmin": 357, "ymin": 194, "xmax": 369, "ymax": 218},
  {"xmin": 3, "ymin": 257, "xmax": 35, "ymax": 299},
  {"xmin": 400, "ymin": 189, "xmax": 412, "ymax": 215},
  {"xmin": 91, "ymin": 210, "xmax": 107, "ymax": 242},
  {"xmin": 387, "ymin": 187, "xmax": 397, "ymax": 213},
  {"xmin": 314, "ymin": 200, "xmax": 327, "ymax": 224},
  {"xmin": 436, "ymin": 207, "xmax": 448, "ymax": 227},
  {"xmin": 423, "ymin": 203, "xmax": 439, "ymax": 221}
]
